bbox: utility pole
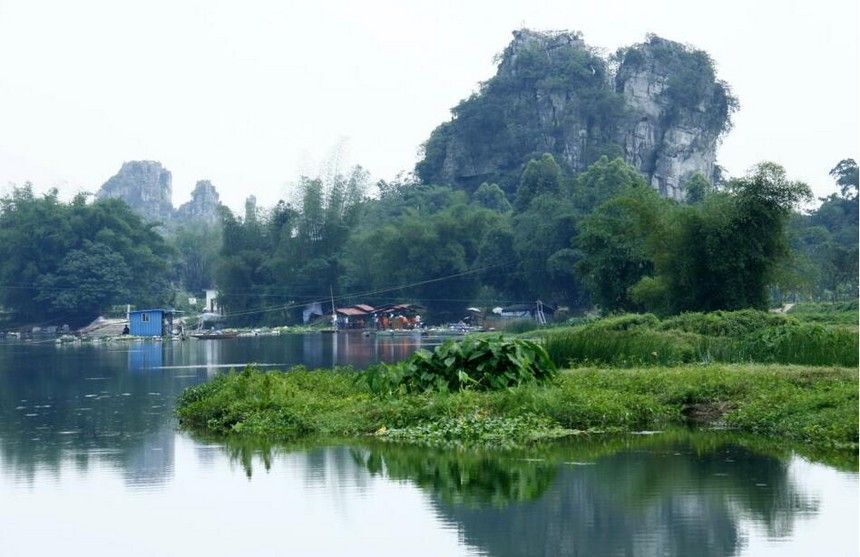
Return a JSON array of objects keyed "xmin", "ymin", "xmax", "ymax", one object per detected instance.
[{"xmin": 330, "ymin": 286, "xmax": 337, "ymax": 331}]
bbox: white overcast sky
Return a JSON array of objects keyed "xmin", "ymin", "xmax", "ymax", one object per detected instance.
[{"xmin": 0, "ymin": 0, "xmax": 857, "ymax": 210}]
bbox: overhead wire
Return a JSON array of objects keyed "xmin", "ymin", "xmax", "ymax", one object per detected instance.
[{"xmin": 219, "ymin": 261, "xmax": 516, "ymax": 319}]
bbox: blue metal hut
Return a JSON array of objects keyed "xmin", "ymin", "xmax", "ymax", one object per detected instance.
[{"xmin": 129, "ymin": 309, "xmax": 173, "ymax": 337}]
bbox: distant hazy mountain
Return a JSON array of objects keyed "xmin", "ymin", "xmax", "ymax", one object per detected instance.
[
  {"xmin": 96, "ymin": 161, "xmax": 223, "ymax": 228},
  {"xmin": 416, "ymin": 30, "xmax": 736, "ymax": 200}
]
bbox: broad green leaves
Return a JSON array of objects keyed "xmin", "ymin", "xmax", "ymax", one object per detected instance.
[{"xmin": 361, "ymin": 337, "xmax": 557, "ymax": 395}]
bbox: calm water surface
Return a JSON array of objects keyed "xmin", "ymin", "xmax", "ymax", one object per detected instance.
[{"xmin": 0, "ymin": 334, "xmax": 856, "ymax": 556}]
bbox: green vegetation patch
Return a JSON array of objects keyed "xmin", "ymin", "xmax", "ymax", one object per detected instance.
[
  {"xmin": 176, "ymin": 364, "xmax": 858, "ymax": 451},
  {"xmin": 360, "ymin": 337, "xmax": 557, "ymax": 394},
  {"xmin": 787, "ymin": 301, "xmax": 859, "ymax": 326},
  {"xmin": 543, "ymin": 310, "xmax": 858, "ymax": 368},
  {"xmin": 383, "ymin": 413, "xmax": 571, "ymax": 448}
]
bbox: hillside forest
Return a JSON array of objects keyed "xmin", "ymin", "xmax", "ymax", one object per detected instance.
[
  {"xmin": 0, "ymin": 154, "xmax": 855, "ymax": 327},
  {"xmin": 0, "ymin": 30, "xmax": 856, "ymax": 327}
]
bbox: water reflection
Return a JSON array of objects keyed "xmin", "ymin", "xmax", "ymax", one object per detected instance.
[
  {"xmin": 0, "ymin": 334, "xmax": 431, "ymax": 485},
  {"xmin": 0, "ymin": 336, "xmax": 857, "ymax": 556},
  {"xmin": 199, "ymin": 431, "xmax": 856, "ymax": 556},
  {"xmin": 351, "ymin": 433, "xmax": 831, "ymax": 556},
  {"xmin": 351, "ymin": 444, "xmax": 558, "ymax": 507}
]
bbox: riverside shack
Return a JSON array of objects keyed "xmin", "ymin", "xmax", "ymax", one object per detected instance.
[
  {"xmin": 334, "ymin": 303, "xmax": 422, "ymax": 330},
  {"xmin": 335, "ymin": 306, "xmax": 372, "ymax": 330},
  {"xmin": 129, "ymin": 309, "xmax": 174, "ymax": 337}
]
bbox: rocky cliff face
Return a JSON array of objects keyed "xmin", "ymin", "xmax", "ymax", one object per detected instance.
[
  {"xmin": 416, "ymin": 30, "xmax": 736, "ymax": 201},
  {"xmin": 176, "ymin": 180, "xmax": 222, "ymax": 225},
  {"xmin": 97, "ymin": 163, "xmax": 223, "ymax": 228},
  {"xmin": 97, "ymin": 161, "xmax": 174, "ymax": 222},
  {"xmin": 615, "ymin": 36, "xmax": 734, "ymax": 199}
]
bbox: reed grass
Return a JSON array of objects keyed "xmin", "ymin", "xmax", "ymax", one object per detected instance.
[
  {"xmin": 787, "ymin": 300, "xmax": 859, "ymax": 326},
  {"xmin": 543, "ymin": 310, "xmax": 858, "ymax": 368}
]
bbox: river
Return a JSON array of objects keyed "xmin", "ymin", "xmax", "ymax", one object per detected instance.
[{"xmin": 0, "ymin": 334, "xmax": 856, "ymax": 556}]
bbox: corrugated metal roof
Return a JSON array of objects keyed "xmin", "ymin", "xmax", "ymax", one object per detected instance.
[{"xmin": 336, "ymin": 307, "xmax": 368, "ymax": 316}]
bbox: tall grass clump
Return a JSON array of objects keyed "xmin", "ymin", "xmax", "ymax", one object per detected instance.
[
  {"xmin": 543, "ymin": 310, "xmax": 858, "ymax": 368},
  {"xmin": 659, "ymin": 309, "xmax": 792, "ymax": 337},
  {"xmin": 544, "ymin": 327, "xmax": 701, "ymax": 367},
  {"xmin": 704, "ymin": 322, "xmax": 858, "ymax": 367},
  {"xmin": 787, "ymin": 301, "xmax": 859, "ymax": 326},
  {"xmin": 360, "ymin": 336, "xmax": 556, "ymax": 394},
  {"xmin": 176, "ymin": 365, "xmax": 364, "ymax": 438}
]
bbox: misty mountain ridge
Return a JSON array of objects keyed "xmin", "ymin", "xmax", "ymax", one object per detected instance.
[
  {"xmin": 96, "ymin": 160, "xmax": 223, "ymax": 227},
  {"xmin": 98, "ymin": 29, "xmax": 736, "ymax": 225},
  {"xmin": 417, "ymin": 29, "xmax": 736, "ymax": 200}
]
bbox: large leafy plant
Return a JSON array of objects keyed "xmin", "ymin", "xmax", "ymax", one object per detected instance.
[{"xmin": 362, "ymin": 337, "xmax": 557, "ymax": 394}]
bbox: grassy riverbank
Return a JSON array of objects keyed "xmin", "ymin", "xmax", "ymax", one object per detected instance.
[
  {"xmin": 538, "ymin": 310, "xmax": 858, "ymax": 368},
  {"xmin": 176, "ymin": 364, "xmax": 858, "ymax": 451}
]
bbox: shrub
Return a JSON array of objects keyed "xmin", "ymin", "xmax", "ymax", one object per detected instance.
[
  {"xmin": 361, "ymin": 337, "xmax": 557, "ymax": 394},
  {"xmin": 659, "ymin": 309, "xmax": 792, "ymax": 337},
  {"xmin": 585, "ymin": 313, "xmax": 660, "ymax": 332}
]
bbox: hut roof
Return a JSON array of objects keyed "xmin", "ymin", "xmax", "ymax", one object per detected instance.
[{"xmin": 336, "ymin": 307, "xmax": 368, "ymax": 316}]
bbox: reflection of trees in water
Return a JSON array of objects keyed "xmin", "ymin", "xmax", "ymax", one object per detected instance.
[
  {"xmin": 598, "ymin": 440, "xmax": 818, "ymax": 540},
  {"xmin": 212, "ymin": 430, "xmax": 830, "ymax": 556},
  {"xmin": 348, "ymin": 432, "xmax": 824, "ymax": 557},
  {"xmin": 0, "ymin": 335, "xmax": 430, "ymax": 487},
  {"xmin": 0, "ymin": 342, "xmax": 206, "ymax": 486},
  {"xmin": 213, "ymin": 438, "xmax": 377, "ymax": 503},
  {"xmin": 350, "ymin": 445, "xmax": 557, "ymax": 508}
]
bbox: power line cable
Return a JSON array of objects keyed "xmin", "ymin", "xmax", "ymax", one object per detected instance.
[{"xmin": 220, "ymin": 261, "xmax": 515, "ymax": 319}]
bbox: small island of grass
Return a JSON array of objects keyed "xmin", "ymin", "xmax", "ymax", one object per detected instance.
[{"xmin": 176, "ymin": 311, "xmax": 859, "ymax": 453}]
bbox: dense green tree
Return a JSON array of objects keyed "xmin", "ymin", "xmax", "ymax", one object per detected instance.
[
  {"xmin": 214, "ymin": 206, "xmax": 274, "ymax": 324},
  {"xmin": 36, "ymin": 241, "xmax": 132, "ymax": 317},
  {"xmin": 577, "ymin": 163, "xmax": 814, "ymax": 314},
  {"xmin": 215, "ymin": 167, "xmax": 368, "ymax": 325},
  {"xmin": 576, "ymin": 186, "xmax": 668, "ymax": 311},
  {"xmin": 684, "ymin": 172, "xmax": 713, "ymax": 204},
  {"xmin": 783, "ymin": 158, "xmax": 859, "ymax": 301},
  {"xmin": 473, "ymin": 182, "xmax": 512, "ymax": 213},
  {"xmin": 514, "ymin": 154, "xmax": 563, "ymax": 211},
  {"xmin": 642, "ymin": 163, "xmax": 811, "ymax": 312},
  {"xmin": 829, "ymin": 158, "xmax": 858, "ymax": 199},
  {"xmin": 0, "ymin": 185, "xmax": 173, "ymax": 324},
  {"xmin": 342, "ymin": 199, "xmax": 502, "ymax": 320},
  {"xmin": 512, "ymin": 194, "xmax": 580, "ymax": 303},
  {"xmin": 171, "ymin": 222, "xmax": 222, "ymax": 292},
  {"xmin": 475, "ymin": 219, "xmax": 525, "ymax": 300},
  {"xmin": 571, "ymin": 156, "xmax": 650, "ymax": 213}
]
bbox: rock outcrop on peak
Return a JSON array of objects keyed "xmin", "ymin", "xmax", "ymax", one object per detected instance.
[
  {"xmin": 176, "ymin": 180, "xmax": 222, "ymax": 225},
  {"xmin": 615, "ymin": 36, "xmax": 735, "ymax": 199},
  {"xmin": 96, "ymin": 162, "xmax": 224, "ymax": 229},
  {"xmin": 416, "ymin": 30, "xmax": 737, "ymax": 201},
  {"xmin": 97, "ymin": 161, "xmax": 174, "ymax": 223}
]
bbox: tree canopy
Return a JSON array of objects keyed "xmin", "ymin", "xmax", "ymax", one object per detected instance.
[
  {"xmin": 0, "ymin": 186, "xmax": 173, "ymax": 324},
  {"xmin": 2, "ymin": 152, "xmax": 853, "ymax": 328}
]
